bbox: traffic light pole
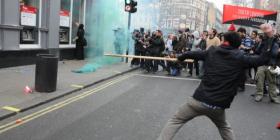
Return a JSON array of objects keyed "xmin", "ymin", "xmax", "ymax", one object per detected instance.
[{"xmin": 126, "ymin": 13, "xmax": 131, "ymax": 63}]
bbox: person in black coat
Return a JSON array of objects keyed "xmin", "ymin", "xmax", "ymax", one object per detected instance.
[
  {"xmin": 158, "ymin": 31, "xmax": 278, "ymax": 140},
  {"xmin": 75, "ymin": 24, "xmax": 87, "ymax": 60},
  {"xmin": 131, "ymin": 30, "xmax": 146, "ymax": 67},
  {"xmin": 148, "ymin": 30, "xmax": 165, "ymax": 72}
]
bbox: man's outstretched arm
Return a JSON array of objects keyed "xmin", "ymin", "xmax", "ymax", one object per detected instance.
[
  {"xmin": 241, "ymin": 43, "xmax": 279, "ymax": 67},
  {"xmin": 177, "ymin": 50, "xmax": 207, "ymax": 62}
]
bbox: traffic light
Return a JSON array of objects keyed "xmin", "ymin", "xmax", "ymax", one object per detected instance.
[
  {"xmin": 130, "ymin": 0, "xmax": 137, "ymax": 13},
  {"xmin": 125, "ymin": 0, "xmax": 137, "ymax": 13},
  {"xmin": 125, "ymin": 2, "xmax": 131, "ymax": 12}
]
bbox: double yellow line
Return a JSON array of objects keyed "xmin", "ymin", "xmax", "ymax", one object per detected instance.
[{"xmin": 0, "ymin": 75, "xmax": 132, "ymax": 134}]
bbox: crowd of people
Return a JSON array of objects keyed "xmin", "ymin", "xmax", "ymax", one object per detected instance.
[{"xmin": 131, "ymin": 24, "xmax": 280, "ymax": 104}]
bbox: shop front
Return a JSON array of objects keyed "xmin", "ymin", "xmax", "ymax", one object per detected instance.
[{"xmin": 0, "ymin": 0, "xmax": 89, "ymax": 68}]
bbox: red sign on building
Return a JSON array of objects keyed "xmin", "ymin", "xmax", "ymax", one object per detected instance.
[
  {"xmin": 60, "ymin": 10, "xmax": 70, "ymax": 27},
  {"xmin": 20, "ymin": 5, "xmax": 37, "ymax": 26}
]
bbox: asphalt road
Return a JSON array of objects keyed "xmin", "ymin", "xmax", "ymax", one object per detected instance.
[{"xmin": 0, "ymin": 72, "xmax": 279, "ymax": 140}]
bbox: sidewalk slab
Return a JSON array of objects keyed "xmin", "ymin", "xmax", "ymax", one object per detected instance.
[{"xmin": 0, "ymin": 60, "xmax": 137, "ymax": 120}]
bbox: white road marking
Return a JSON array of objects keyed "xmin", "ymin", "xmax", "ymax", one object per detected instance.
[{"xmin": 134, "ymin": 74, "xmax": 256, "ymax": 87}]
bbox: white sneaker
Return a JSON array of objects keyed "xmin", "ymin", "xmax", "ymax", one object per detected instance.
[
  {"xmin": 276, "ymin": 88, "xmax": 280, "ymax": 94},
  {"xmin": 268, "ymin": 66, "xmax": 280, "ymax": 75}
]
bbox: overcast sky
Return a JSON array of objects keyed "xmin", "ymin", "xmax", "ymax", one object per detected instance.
[{"xmin": 207, "ymin": 0, "xmax": 232, "ymax": 11}]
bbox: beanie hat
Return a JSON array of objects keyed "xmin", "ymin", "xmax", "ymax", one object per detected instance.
[{"xmin": 228, "ymin": 23, "xmax": 236, "ymax": 31}]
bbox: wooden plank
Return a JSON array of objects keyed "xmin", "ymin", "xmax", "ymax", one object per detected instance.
[{"xmin": 104, "ymin": 54, "xmax": 194, "ymax": 63}]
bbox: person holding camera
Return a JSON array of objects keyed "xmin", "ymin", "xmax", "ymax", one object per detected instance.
[
  {"xmin": 145, "ymin": 30, "xmax": 165, "ymax": 73},
  {"xmin": 131, "ymin": 30, "xmax": 146, "ymax": 68}
]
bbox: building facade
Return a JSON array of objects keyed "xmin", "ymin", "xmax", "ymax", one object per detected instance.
[
  {"xmin": 131, "ymin": 0, "xmax": 160, "ymax": 31},
  {"xmin": 253, "ymin": 0, "xmax": 280, "ymax": 32},
  {"xmin": 206, "ymin": 2, "xmax": 222, "ymax": 31},
  {"xmin": 215, "ymin": 9, "xmax": 223, "ymax": 31},
  {"xmin": 0, "ymin": 0, "xmax": 90, "ymax": 68},
  {"xmin": 158, "ymin": 0, "xmax": 207, "ymax": 32},
  {"xmin": 231, "ymin": 0, "xmax": 254, "ymax": 7}
]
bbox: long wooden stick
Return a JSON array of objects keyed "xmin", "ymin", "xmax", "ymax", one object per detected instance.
[{"xmin": 104, "ymin": 54, "xmax": 194, "ymax": 63}]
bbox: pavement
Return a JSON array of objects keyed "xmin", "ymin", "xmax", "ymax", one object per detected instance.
[
  {"xmin": 0, "ymin": 60, "xmax": 137, "ymax": 120},
  {"xmin": 0, "ymin": 72, "xmax": 279, "ymax": 140}
]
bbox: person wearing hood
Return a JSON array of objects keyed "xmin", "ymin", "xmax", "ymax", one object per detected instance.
[
  {"xmin": 191, "ymin": 31, "xmax": 202, "ymax": 51},
  {"xmin": 74, "ymin": 24, "xmax": 87, "ymax": 60},
  {"xmin": 187, "ymin": 31, "xmax": 201, "ymax": 77},
  {"xmin": 158, "ymin": 31, "xmax": 277, "ymax": 140}
]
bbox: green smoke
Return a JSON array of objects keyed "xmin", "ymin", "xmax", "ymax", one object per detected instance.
[{"xmin": 73, "ymin": 0, "xmax": 128, "ymax": 73}]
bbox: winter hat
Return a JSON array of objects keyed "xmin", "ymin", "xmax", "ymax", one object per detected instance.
[
  {"xmin": 228, "ymin": 23, "xmax": 236, "ymax": 31},
  {"xmin": 192, "ymin": 31, "xmax": 200, "ymax": 39}
]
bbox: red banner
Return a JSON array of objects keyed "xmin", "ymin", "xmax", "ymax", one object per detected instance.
[{"xmin": 223, "ymin": 5, "xmax": 277, "ymax": 28}]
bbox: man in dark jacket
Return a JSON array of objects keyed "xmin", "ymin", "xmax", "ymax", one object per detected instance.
[
  {"xmin": 131, "ymin": 30, "xmax": 146, "ymax": 68},
  {"xmin": 146, "ymin": 30, "xmax": 165, "ymax": 72},
  {"xmin": 158, "ymin": 31, "xmax": 277, "ymax": 140},
  {"xmin": 254, "ymin": 24, "xmax": 280, "ymax": 103}
]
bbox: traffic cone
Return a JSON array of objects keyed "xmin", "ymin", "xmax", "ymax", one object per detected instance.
[
  {"xmin": 277, "ymin": 122, "xmax": 280, "ymax": 129},
  {"xmin": 24, "ymin": 86, "xmax": 33, "ymax": 94}
]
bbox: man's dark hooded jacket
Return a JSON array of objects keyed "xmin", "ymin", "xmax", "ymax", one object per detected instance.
[{"xmin": 178, "ymin": 44, "xmax": 278, "ymax": 109}]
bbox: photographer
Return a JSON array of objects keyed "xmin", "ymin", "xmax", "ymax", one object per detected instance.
[
  {"xmin": 131, "ymin": 30, "xmax": 146, "ymax": 68},
  {"xmin": 145, "ymin": 30, "xmax": 165, "ymax": 73}
]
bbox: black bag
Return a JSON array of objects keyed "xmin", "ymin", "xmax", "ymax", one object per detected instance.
[{"xmin": 83, "ymin": 38, "xmax": 87, "ymax": 46}]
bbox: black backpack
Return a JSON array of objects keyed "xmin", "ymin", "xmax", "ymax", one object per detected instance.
[{"xmin": 83, "ymin": 38, "xmax": 87, "ymax": 46}]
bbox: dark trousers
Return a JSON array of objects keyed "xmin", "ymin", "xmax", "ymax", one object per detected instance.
[
  {"xmin": 75, "ymin": 45, "xmax": 84, "ymax": 60},
  {"xmin": 145, "ymin": 49, "xmax": 161, "ymax": 72},
  {"xmin": 188, "ymin": 60, "xmax": 199, "ymax": 76},
  {"xmin": 238, "ymin": 70, "xmax": 246, "ymax": 90},
  {"xmin": 131, "ymin": 50, "xmax": 145, "ymax": 68},
  {"xmin": 166, "ymin": 62, "xmax": 173, "ymax": 73},
  {"xmin": 144, "ymin": 51, "xmax": 154, "ymax": 72}
]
